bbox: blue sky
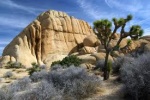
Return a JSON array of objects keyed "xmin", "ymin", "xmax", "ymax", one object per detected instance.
[{"xmin": 0, "ymin": 0, "xmax": 150, "ymax": 55}]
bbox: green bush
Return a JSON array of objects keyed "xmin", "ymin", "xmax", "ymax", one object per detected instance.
[
  {"xmin": 51, "ymin": 60, "xmax": 61, "ymax": 67},
  {"xmin": 27, "ymin": 62, "xmax": 41, "ymax": 76},
  {"xmin": 51, "ymin": 55, "xmax": 82, "ymax": 68},
  {"xmin": 5, "ymin": 61, "xmax": 23, "ymax": 69}
]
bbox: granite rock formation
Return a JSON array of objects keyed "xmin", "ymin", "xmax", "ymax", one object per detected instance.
[{"xmin": 1, "ymin": 10, "xmax": 94, "ymax": 67}]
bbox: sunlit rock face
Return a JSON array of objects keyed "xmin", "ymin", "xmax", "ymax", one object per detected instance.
[{"xmin": 1, "ymin": 10, "xmax": 94, "ymax": 67}]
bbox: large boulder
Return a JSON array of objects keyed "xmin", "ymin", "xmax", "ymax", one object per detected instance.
[
  {"xmin": 1, "ymin": 10, "xmax": 94, "ymax": 67},
  {"xmin": 79, "ymin": 46, "xmax": 97, "ymax": 54},
  {"xmin": 83, "ymin": 35, "xmax": 99, "ymax": 47},
  {"xmin": 91, "ymin": 52, "xmax": 114, "ymax": 62}
]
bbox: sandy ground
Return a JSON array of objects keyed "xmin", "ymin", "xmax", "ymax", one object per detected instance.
[
  {"xmin": 0, "ymin": 68, "xmax": 28, "ymax": 88},
  {"xmin": 86, "ymin": 76, "xmax": 125, "ymax": 100}
]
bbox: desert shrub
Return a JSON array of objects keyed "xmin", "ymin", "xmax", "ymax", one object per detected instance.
[
  {"xmin": 12, "ymin": 80, "xmax": 62, "ymax": 100},
  {"xmin": 95, "ymin": 60, "xmax": 112, "ymax": 73},
  {"xmin": 0, "ymin": 90, "xmax": 7, "ymax": 100},
  {"xmin": 51, "ymin": 60, "xmax": 61, "ymax": 67},
  {"xmin": 7, "ymin": 77, "xmax": 31, "ymax": 93},
  {"xmin": 39, "ymin": 65, "xmax": 47, "ymax": 70},
  {"xmin": 48, "ymin": 66, "xmax": 101, "ymax": 99},
  {"xmin": 3, "ymin": 71, "xmax": 14, "ymax": 78},
  {"xmin": 112, "ymin": 56, "xmax": 135, "ymax": 75},
  {"xmin": 50, "ymin": 64, "xmax": 63, "ymax": 71},
  {"xmin": 94, "ymin": 60, "xmax": 105, "ymax": 71},
  {"xmin": 120, "ymin": 53, "xmax": 150, "ymax": 100},
  {"xmin": 5, "ymin": 61, "xmax": 23, "ymax": 69},
  {"xmin": 51, "ymin": 55, "xmax": 82, "ymax": 68},
  {"xmin": 30, "ymin": 70, "xmax": 48, "ymax": 82},
  {"xmin": 0, "ymin": 77, "xmax": 32, "ymax": 100},
  {"xmin": 27, "ymin": 62, "xmax": 41, "ymax": 76},
  {"xmin": 0, "ymin": 66, "xmax": 101, "ymax": 100},
  {"xmin": 27, "ymin": 63, "xmax": 47, "ymax": 76}
]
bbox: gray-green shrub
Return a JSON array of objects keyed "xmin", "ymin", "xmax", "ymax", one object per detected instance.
[
  {"xmin": 94, "ymin": 60, "xmax": 105, "ymax": 71},
  {"xmin": 0, "ymin": 66, "xmax": 101, "ymax": 100},
  {"xmin": 120, "ymin": 53, "xmax": 150, "ymax": 100},
  {"xmin": 12, "ymin": 80, "xmax": 62, "ymax": 100},
  {"xmin": 112, "ymin": 56, "xmax": 135, "ymax": 74},
  {"xmin": 3, "ymin": 71, "xmax": 14, "ymax": 78},
  {"xmin": 5, "ymin": 61, "xmax": 23, "ymax": 69}
]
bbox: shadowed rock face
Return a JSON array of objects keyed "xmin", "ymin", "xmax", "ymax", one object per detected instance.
[{"xmin": 1, "ymin": 10, "xmax": 94, "ymax": 67}]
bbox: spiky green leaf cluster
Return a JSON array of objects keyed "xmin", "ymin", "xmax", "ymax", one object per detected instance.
[
  {"xmin": 93, "ymin": 19, "xmax": 112, "ymax": 37},
  {"xmin": 112, "ymin": 14, "xmax": 132, "ymax": 27},
  {"xmin": 127, "ymin": 39, "xmax": 132, "ymax": 46},
  {"xmin": 126, "ymin": 14, "xmax": 133, "ymax": 21},
  {"xmin": 94, "ymin": 19, "xmax": 112, "ymax": 28},
  {"xmin": 130, "ymin": 25, "xmax": 144, "ymax": 39}
]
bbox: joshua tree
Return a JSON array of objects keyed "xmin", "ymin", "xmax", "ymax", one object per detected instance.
[{"xmin": 93, "ymin": 15, "xmax": 143, "ymax": 80}]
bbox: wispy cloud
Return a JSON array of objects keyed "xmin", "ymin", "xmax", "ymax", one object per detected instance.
[
  {"xmin": 105, "ymin": 0, "xmax": 113, "ymax": 8},
  {"xmin": 104, "ymin": 0, "xmax": 143, "ymax": 13},
  {"xmin": 0, "ymin": 15, "xmax": 31, "ymax": 29},
  {"xmin": 77, "ymin": 0, "xmax": 99, "ymax": 19},
  {"xmin": 0, "ymin": 0, "xmax": 45, "ymax": 14},
  {"xmin": 77, "ymin": 0, "xmax": 115, "ymax": 20},
  {"xmin": 77, "ymin": 0, "xmax": 150, "ymax": 36}
]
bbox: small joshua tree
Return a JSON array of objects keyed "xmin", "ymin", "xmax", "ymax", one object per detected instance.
[{"xmin": 93, "ymin": 15, "xmax": 143, "ymax": 80}]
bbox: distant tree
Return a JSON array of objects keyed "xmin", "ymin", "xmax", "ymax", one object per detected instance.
[{"xmin": 93, "ymin": 15, "xmax": 143, "ymax": 80}]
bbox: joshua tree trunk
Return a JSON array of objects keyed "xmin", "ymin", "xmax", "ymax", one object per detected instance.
[{"xmin": 103, "ymin": 50, "xmax": 110, "ymax": 80}]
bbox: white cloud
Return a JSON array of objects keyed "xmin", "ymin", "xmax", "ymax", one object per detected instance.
[{"xmin": 0, "ymin": 0, "xmax": 45, "ymax": 14}]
